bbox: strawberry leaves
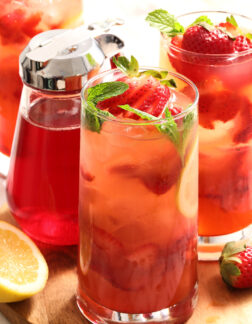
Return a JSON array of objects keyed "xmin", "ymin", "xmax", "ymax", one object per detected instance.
[
  {"xmin": 146, "ymin": 9, "xmax": 184, "ymax": 36},
  {"xmin": 226, "ymin": 15, "xmax": 238, "ymax": 28},
  {"xmin": 219, "ymin": 241, "xmax": 248, "ymax": 288}
]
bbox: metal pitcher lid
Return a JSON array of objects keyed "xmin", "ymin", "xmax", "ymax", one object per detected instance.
[{"xmin": 19, "ymin": 27, "xmax": 124, "ymax": 91}]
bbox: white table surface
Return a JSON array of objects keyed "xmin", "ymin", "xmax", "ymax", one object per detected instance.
[{"xmin": 0, "ymin": 0, "xmax": 250, "ymax": 323}]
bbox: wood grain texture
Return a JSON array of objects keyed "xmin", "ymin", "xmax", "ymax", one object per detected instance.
[{"xmin": 0, "ymin": 204, "xmax": 252, "ymax": 324}]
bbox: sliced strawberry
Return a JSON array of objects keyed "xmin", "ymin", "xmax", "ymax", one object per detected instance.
[
  {"xmin": 21, "ymin": 12, "xmax": 42, "ymax": 38},
  {"xmin": 110, "ymin": 148, "xmax": 182, "ymax": 195},
  {"xmin": 169, "ymin": 105, "xmax": 182, "ymax": 116},
  {"xmin": 140, "ymin": 167, "xmax": 180, "ymax": 195},
  {"xmin": 199, "ymin": 147, "xmax": 251, "ymax": 213},
  {"xmin": 90, "ymin": 227, "xmax": 124, "ymax": 285},
  {"xmin": 171, "ymin": 34, "xmax": 183, "ymax": 48},
  {"xmin": 92, "ymin": 226, "xmax": 123, "ymax": 255},
  {"xmin": 218, "ymin": 21, "xmax": 237, "ymax": 33},
  {"xmin": 110, "ymin": 53, "xmax": 122, "ymax": 69},
  {"xmin": 97, "ymin": 75, "xmax": 171, "ymax": 119},
  {"xmin": 80, "ymin": 167, "xmax": 95, "ymax": 182},
  {"xmin": 233, "ymin": 103, "xmax": 252, "ymax": 144},
  {"xmin": 111, "ymin": 244, "xmax": 165, "ymax": 291},
  {"xmin": 0, "ymin": 9, "xmax": 42, "ymax": 45},
  {"xmin": 198, "ymin": 91, "xmax": 246, "ymax": 129},
  {"xmin": 181, "ymin": 25, "xmax": 234, "ymax": 54},
  {"xmin": 0, "ymin": 9, "xmax": 26, "ymax": 44},
  {"xmin": 126, "ymin": 244, "xmax": 158, "ymax": 268}
]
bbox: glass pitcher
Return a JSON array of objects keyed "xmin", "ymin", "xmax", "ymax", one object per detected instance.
[{"xmin": 6, "ymin": 28, "xmax": 124, "ymax": 245}]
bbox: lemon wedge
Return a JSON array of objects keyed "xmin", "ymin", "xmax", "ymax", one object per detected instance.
[
  {"xmin": 177, "ymin": 138, "xmax": 198, "ymax": 218},
  {"xmin": 0, "ymin": 221, "xmax": 48, "ymax": 302}
]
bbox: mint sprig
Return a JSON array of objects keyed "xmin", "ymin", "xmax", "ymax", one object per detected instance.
[
  {"xmin": 146, "ymin": 9, "xmax": 184, "ymax": 36},
  {"xmin": 84, "ymin": 81, "xmax": 129, "ymax": 132},
  {"xmin": 87, "ymin": 81, "xmax": 128, "ymax": 104},
  {"xmin": 118, "ymin": 104, "xmax": 196, "ymax": 163},
  {"xmin": 246, "ymin": 33, "xmax": 252, "ymax": 40},
  {"xmin": 119, "ymin": 104, "xmax": 180, "ymax": 146},
  {"xmin": 112, "ymin": 55, "xmax": 139, "ymax": 77},
  {"xmin": 182, "ymin": 110, "xmax": 196, "ymax": 142},
  {"xmin": 189, "ymin": 15, "xmax": 213, "ymax": 27},
  {"xmin": 139, "ymin": 70, "xmax": 177, "ymax": 87}
]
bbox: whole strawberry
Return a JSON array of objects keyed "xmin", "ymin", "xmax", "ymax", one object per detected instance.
[
  {"xmin": 219, "ymin": 241, "xmax": 252, "ymax": 289},
  {"xmin": 234, "ymin": 35, "xmax": 252, "ymax": 52},
  {"xmin": 181, "ymin": 24, "xmax": 234, "ymax": 54}
]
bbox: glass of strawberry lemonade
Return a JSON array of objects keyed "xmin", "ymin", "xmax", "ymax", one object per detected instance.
[
  {"xmin": 77, "ymin": 56, "xmax": 199, "ymax": 324},
  {"xmin": 146, "ymin": 10, "xmax": 252, "ymax": 260}
]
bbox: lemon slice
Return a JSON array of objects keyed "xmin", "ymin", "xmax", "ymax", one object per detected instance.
[
  {"xmin": 177, "ymin": 138, "xmax": 198, "ymax": 218},
  {"xmin": 0, "ymin": 221, "xmax": 48, "ymax": 302}
]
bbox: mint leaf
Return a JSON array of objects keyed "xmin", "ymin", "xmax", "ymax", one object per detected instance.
[
  {"xmin": 182, "ymin": 110, "xmax": 196, "ymax": 142},
  {"xmin": 84, "ymin": 100, "xmax": 115, "ymax": 133},
  {"xmin": 160, "ymin": 79, "xmax": 177, "ymax": 88},
  {"xmin": 226, "ymin": 15, "xmax": 238, "ymax": 27},
  {"xmin": 84, "ymin": 81, "xmax": 129, "ymax": 132},
  {"xmin": 190, "ymin": 15, "xmax": 213, "ymax": 27},
  {"xmin": 87, "ymin": 81, "xmax": 128, "ymax": 104},
  {"xmin": 112, "ymin": 55, "xmax": 139, "ymax": 77},
  {"xmin": 118, "ymin": 104, "xmax": 180, "ymax": 146},
  {"xmin": 146, "ymin": 9, "xmax": 184, "ymax": 36},
  {"xmin": 119, "ymin": 104, "xmax": 159, "ymax": 121},
  {"xmin": 139, "ymin": 69, "xmax": 167, "ymax": 79},
  {"xmin": 161, "ymin": 107, "xmax": 180, "ymax": 146},
  {"xmin": 246, "ymin": 33, "xmax": 252, "ymax": 40},
  {"xmin": 139, "ymin": 70, "xmax": 177, "ymax": 87},
  {"xmin": 83, "ymin": 102, "xmax": 101, "ymax": 132},
  {"xmin": 85, "ymin": 53, "xmax": 97, "ymax": 66}
]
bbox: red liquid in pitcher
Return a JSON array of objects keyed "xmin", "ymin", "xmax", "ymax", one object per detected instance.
[{"xmin": 6, "ymin": 97, "xmax": 80, "ymax": 245}]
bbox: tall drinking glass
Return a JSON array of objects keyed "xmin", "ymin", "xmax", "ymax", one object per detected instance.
[
  {"xmin": 77, "ymin": 68, "xmax": 199, "ymax": 323},
  {"xmin": 159, "ymin": 11, "xmax": 252, "ymax": 260},
  {"xmin": 0, "ymin": 0, "xmax": 84, "ymax": 177}
]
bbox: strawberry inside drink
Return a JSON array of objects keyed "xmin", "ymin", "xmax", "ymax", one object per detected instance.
[
  {"xmin": 77, "ymin": 57, "xmax": 198, "ymax": 322},
  {"xmin": 147, "ymin": 10, "xmax": 252, "ymax": 240}
]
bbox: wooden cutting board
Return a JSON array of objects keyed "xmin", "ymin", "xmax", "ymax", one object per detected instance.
[{"xmin": 0, "ymin": 204, "xmax": 252, "ymax": 324}]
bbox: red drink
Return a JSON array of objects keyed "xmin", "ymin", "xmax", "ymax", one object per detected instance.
[
  {"xmin": 77, "ymin": 64, "xmax": 198, "ymax": 323},
  {"xmin": 147, "ymin": 10, "xmax": 252, "ymax": 259},
  {"xmin": 6, "ymin": 94, "xmax": 80, "ymax": 245},
  {"xmin": 0, "ymin": 0, "xmax": 83, "ymax": 157}
]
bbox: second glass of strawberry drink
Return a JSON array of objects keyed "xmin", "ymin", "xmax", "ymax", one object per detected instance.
[
  {"xmin": 6, "ymin": 29, "xmax": 124, "ymax": 245},
  {"xmin": 77, "ymin": 56, "xmax": 199, "ymax": 324},
  {"xmin": 147, "ymin": 10, "xmax": 252, "ymax": 260}
]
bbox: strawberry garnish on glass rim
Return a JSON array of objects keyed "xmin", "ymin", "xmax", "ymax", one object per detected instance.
[
  {"xmin": 219, "ymin": 241, "xmax": 252, "ymax": 289},
  {"xmin": 146, "ymin": 10, "xmax": 252, "ymax": 54},
  {"xmin": 84, "ymin": 55, "xmax": 196, "ymax": 162}
]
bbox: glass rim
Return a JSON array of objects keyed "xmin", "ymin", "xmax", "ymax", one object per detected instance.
[
  {"xmin": 163, "ymin": 10, "xmax": 252, "ymax": 58},
  {"xmin": 81, "ymin": 67, "xmax": 199, "ymax": 125}
]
